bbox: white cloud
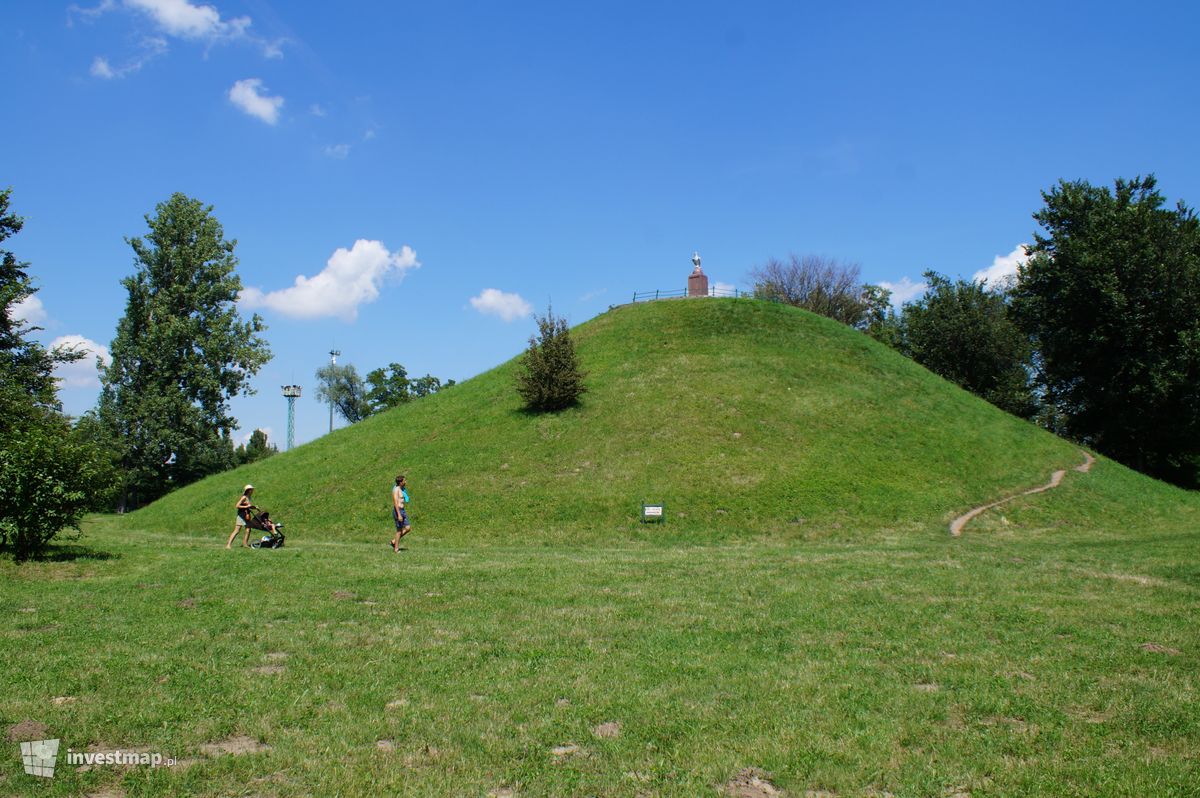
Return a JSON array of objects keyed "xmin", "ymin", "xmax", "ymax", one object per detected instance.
[
  {"xmin": 228, "ymin": 78, "xmax": 283, "ymax": 125},
  {"xmin": 125, "ymin": 0, "xmax": 249, "ymax": 40},
  {"xmin": 90, "ymin": 56, "xmax": 116, "ymax": 78},
  {"xmin": 878, "ymin": 276, "xmax": 928, "ymax": 307},
  {"xmin": 240, "ymin": 239, "xmax": 419, "ymax": 322},
  {"xmin": 470, "ymin": 289, "xmax": 532, "ymax": 322},
  {"xmin": 89, "ymin": 36, "xmax": 166, "ymax": 79},
  {"xmin": 10, "ymin": 294, "xmax": 47, "ymax": 325},
  {"xmin": 68, "ymin": 0, "xmax": 117, "ymax": 24},
  {"xmin": 323, "ymin": 143, "xmax": 351, "ymax": 159},
  {"xmin": 50, "ymin": 335, "xmax": 110, "ymax": 388},
  {"xmin": 309, "ymin": 103, "xmax": 326, "ymax": 117},
  {"xmin": 714, "ymin": 281, "xmax": 737, "ymax": 296},
  {"xmin": 973, "ymin": 244, "xmax": 1028, "ymax": 289},
  {"xmin": 74, "ymin": 0, "xmax": 279, "ymax": 63}
]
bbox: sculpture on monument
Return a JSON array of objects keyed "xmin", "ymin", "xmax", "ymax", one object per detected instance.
[{"xmin": 688, "ymin": 251, "xmax": 709, "ymax": 297}]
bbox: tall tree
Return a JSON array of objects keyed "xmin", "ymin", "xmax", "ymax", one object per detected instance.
[
  {"xmin": 1011, "ymin": 175, "xmax": 1200, "ymax": 484},
  {"xmin": 859, "ymin": 283, "xmax": 902, "ymax": 345},
  {"xmin": 901, "ymin": 271, "xmax": 1036, "ymax": 418},
  {"xmin": 751, "ymin": 254, "xmax": 879, "ymax": 327},
  {"xmin": 0, "ymin": 189, "xmax": 64, "ymax": 412},
  {"xmin": 0, "ymin": 189, "xmax": 107, "ymax": 558},
  {"xmin": 515, "ymin": 307, "xmax": 587, "ymax": 412},
  {"xmin": 98, "ymin": 193, "xmax": 271, "ymax": 507},
  {"xmin": 410, "ymin": 373, "xmax": 453, "ymax": 398},
  {"xmin": 235, "ymin": 428, "xmax": 277, "ymax": 464},
  {"xmin": 316, "ymin": 362, "xmax": 370, "ymax": 424},
  {"xmin": 365, "ymin": 363, "xmax": 411, "ymax": 413}
]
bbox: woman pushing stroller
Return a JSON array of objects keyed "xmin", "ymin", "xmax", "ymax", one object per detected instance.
[{"xmin": 226, "ymin": 484, "xmax": 278, "ymax": 549}]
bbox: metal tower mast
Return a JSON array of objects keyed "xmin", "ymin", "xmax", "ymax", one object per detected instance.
[{"xmin": 281, "ymin": 385, "xmax": 301, "ymax": 451}]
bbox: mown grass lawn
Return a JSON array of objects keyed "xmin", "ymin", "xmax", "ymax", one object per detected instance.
[{"xmin": 2, "ymin": 491, "xmax": 1197, "ymax": 798}]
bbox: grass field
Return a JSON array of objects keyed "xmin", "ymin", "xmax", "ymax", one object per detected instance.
[
  {"xmin": 4, "ymin": 299, "xmax": 1199, "ymax": 796},
  {"xmin": 3, "ymin": 463, "xmax": 1198, "ymax": 797}
]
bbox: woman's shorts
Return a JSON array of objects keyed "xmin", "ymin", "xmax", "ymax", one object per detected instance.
[{"xmin": 235, "ymin": 515, "xmax": 246, "ymax": 527}]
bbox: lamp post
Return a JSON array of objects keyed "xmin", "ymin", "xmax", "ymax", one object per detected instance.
[
  {"xmin": 282, "ymin": 385, "xmax": 301, "ymax": 451},
  {"xmin": 328, "ymin": 349, "xmax": 340, "ymax": 434}
]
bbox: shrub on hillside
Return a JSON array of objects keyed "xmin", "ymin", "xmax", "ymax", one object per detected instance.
[{"xmin": 515, "ymin": 308, "xmax": 587, "ymax": 412}]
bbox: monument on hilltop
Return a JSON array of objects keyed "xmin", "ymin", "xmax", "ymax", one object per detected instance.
[{"xmin": 687, "ymin": 251, "xmax": 709, "ymax": 297}]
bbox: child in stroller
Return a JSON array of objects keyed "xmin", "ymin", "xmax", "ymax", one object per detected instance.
[{"xmin": 249, "ymin": 509, "xmax": 285, "ymax": 549}]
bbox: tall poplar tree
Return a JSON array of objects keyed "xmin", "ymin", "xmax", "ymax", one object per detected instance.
[{"xmin": 99, "ymin": 193, "xmax": 271, "ymax": 507}]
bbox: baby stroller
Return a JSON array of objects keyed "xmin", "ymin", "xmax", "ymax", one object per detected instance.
[{"xmin": 247, "ymin": 509, "xmax": 286, "ymax": 549}]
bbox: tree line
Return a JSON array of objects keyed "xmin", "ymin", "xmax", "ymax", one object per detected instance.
[
  {"xmin": 316, "ymin": 361, "xmax": 455, "ymax": 425},
  {"xmin": 759, "ymin": 175, "xmax": 1200, "ymax": 487}
]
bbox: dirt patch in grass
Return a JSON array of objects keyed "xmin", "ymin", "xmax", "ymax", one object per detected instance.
[
  {"xmin": 177, "ymin": 597, "xmax": 197, "ymax": 609},
  {"xmin": 592, "ymin": 721, "xmax": 621, "ymax": 739},
  {"xmin": 263, "ymin": 651, "xmax": 289, "ymax": 662},
  {"xmin": 6, "ymin": 719, "xmax": 48, "ymax": 742},
  {"xmin": 51, "ymin": 696, "xmax": 77, "ymax": 706},
  {"xmin": 488, "ymin": 788, "xmax": 516, "ymax": 798},
  {"xmin": 550, "ymin": 743, "xmax": 580, "ymax": 758},
  {"xmin": 1140, "ymin": 642, "xmax": 1181, "ymax": 655},
  {"xmin": 913, "ymin": 682, "xmax": 940, "ymax": 693},
  {"xmin": 332, "ymin": 590, "xmax": 355, "ymax": 600},
  {"xmin": 83, "ymin": 789, "xmax": 125, "ymax": 798},
  {"xmin": 723, "ymin": 768, "xmax": 784, "ymax": 797},
  {"xmin": 375, "ymin": 739, "xmax": 395, "ymax": 752},
  {"xmin": 200, "ymin": 735, "xmax": 270, "ymax": 757},
  {"xmin": 253, "ymin": 664, "xmax": 285, "ymax": 675}
]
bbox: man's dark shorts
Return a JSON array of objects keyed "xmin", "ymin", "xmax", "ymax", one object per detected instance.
[{"xmin": 394, "ymin": 508, "xmax": 408, "ymax": 531}]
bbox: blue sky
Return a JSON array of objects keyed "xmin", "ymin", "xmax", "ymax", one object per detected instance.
[{"xmin": 4, "ymin": 1, "xmax": 1199, "ymax": 446}]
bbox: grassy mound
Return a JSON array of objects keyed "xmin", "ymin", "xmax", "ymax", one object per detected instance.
[{"xmin": 123, "ymin": 298, "xmax": 1191, "ymax": 542}]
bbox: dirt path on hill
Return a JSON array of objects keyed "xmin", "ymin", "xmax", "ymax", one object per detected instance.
[{"xmin": 949, "ymin": 450, "xmax": 1094, "ymax": 537}]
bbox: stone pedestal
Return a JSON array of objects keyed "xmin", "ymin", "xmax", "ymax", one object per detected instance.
[{"xmin": 688, "ymin": 270, "xmax": 709, "ymax": 297}]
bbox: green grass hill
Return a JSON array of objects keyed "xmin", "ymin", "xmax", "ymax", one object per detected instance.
[
  {"xmin": 13, "ymin": 297, "xmax": 1200, "ymax": 797},
  {"xmin": 124, "ymin": 297, "xmax": 1193, "ymax": 543}
]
